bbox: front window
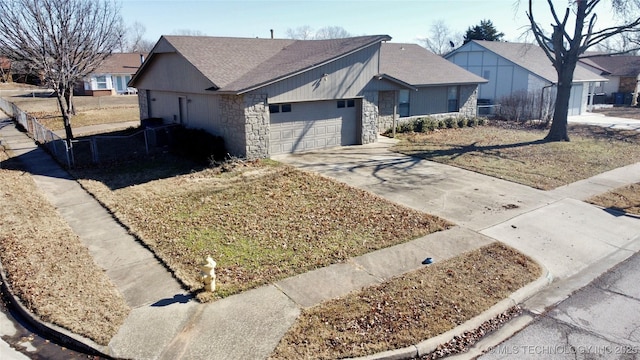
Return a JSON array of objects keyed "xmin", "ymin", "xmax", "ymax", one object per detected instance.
[
  {"xmin": 448, "ymin": 86, "xmax": 459, "ymax": 112},
  {"xmin": 398, "ymin": 90, "xmax": 410, "ymax": 117},
  {"xmin": 96, "ymin": 75, "xmax": 108, "ymax": 89}
]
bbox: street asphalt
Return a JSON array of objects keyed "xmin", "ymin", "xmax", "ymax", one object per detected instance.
[{"xmin": 1, "ymin": 113, "xmax": 640, "ymax": 359}]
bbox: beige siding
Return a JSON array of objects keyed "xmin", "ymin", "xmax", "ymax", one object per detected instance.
[
  {"xmin": 148, "ymin": 91, "xmax": 222, "ymax": 134},
  {"xmin": 135, "ymin": 53, "xmax": 215, "ymax": 94},
  {"xmin": 253, "ymin": 45, "xmax": 381, "ymax": 102}
]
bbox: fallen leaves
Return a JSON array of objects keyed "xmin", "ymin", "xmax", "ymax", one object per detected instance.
[
  {"xmin": 393, "ymin": 123, "xmax": 640, "ymax": 190},
  {"xmin": 270, "ymin": 243, "xmax": 541, "ymax": 359},
  {"xmin": 74, "ymin": 161, "xmax": 452, "ymax": 300},
  {"xmin": 0, "ymin": 150, "xmax": 130, "ymax": 346}
]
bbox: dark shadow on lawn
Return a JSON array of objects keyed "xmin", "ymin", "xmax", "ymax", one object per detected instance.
[
  {"xmin": 70, "ymin": 154, "xmax": 206, "ymax": 190},
  {"xmin": 400, "ymin": 138, "xmax": 549, "ymax": 161},
  {"xmin": 1, "ymin": 119, "xmax": 204, "ymax": 189}
]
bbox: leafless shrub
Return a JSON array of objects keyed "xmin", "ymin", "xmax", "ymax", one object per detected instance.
[{"xmin": 496, "ymin": 90, "xmax": 555, "ymax": 125}]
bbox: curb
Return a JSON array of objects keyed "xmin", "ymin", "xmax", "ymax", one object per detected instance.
[
  {"xmin": 0, "ymin": 258, "xmax": 112, "ymax": 359},
  {"xmin": 350, "ymin": 264, "xmax": 553, "ymax": 360}
]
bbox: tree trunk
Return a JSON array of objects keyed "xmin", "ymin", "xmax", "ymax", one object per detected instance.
[
  {"xmin": 545, "ymin": 81, "xmax": 571, "ymax": 142},
  {"xmin": 64, "ymin": 87, "xmax": 76, "ymax": 115},
  {"xmin": 56, "ymin": 92, "xmax": 74, "ymax": 148}
]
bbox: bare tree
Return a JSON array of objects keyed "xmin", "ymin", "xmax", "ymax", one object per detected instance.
[
  {"xmin": 595, "ymin": 33, "xmax": 640, "ymax": 55},
  {"xmin": 315, "ymin": 26, "xmax": 351, "ymax": 39},
  {"xmin": 0, "ymin": 0, "xmax": 123, "ymax": 145},
  {"xmin": 286, "ymin": 25, "xmax": 352, "ymax": 40},
  {"xmin": 419, "ymin": 19, "xmax": 460, "ymax": 55},
  {"xmin": 527, "ymin": 0, "xmax": 640, "ymax": 141},
  {"xmin": 286, "ymin": 25, "xmax": 315, "ymax": 40},
  {"xmin": 121, "ymin": 21, "xmax": 155, "ymax": 53},
  {"xmin": 172, "ymin": 29, "xmax": 207, "ymax": 36}
]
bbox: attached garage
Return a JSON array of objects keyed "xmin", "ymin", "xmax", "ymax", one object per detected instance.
[{"xmin": 269, "ymin": 99, "xmax": 360, "ymax": 155}]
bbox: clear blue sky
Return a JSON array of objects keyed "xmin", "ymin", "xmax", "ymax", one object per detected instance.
[{"xmin": 121, "ymin": 0, "xmax": 622, "ymax": 45}]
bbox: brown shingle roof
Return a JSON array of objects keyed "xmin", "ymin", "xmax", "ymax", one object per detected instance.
[
  {"xmin": 580, "ymin": 55, "xmax": 640, "ymax": 77},
  {"xmin": 380, "ymin": 43, "xmax": 487, "ymax": 86},
  {"xmin": 467, "ymin": 40, "xmax": 605, "ymax": 83},
  {"xmin": 155, "ymin": 35, "xmax": 391, "ymax": 92},
  {"xmin": 94, "ymin": 53, "xmax": 145, "ymax": 75}
]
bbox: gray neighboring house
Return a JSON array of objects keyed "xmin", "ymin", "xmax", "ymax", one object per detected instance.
[
  {"xmin": 376, "ymin": 43, "xmax": 487, "ymax": 130},
  {"xmin": 129, "ymin": 35, "xmax": 485, "ymax": 158},
  {"xmin": 446, "ymin": 40, "xmax": 606, "ymax": 116}
]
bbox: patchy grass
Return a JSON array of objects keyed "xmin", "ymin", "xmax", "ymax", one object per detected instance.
[
  {"xmin": 587, "ymin": 183, "xmax": 640, "ymax": 216},
  {"xmin": 391, "ymin": 123, "xmax": 640, "ymax": 190},
  {"xmin": 72, "ymin": 160, "xmax": 452, "ymax": 301},
  {"xmin": 0, "ymin": 145, "xmax": 130, "ymax": 346},
  {"xmin": 6, "ymin": 93, "xmax": 139, "ymax": 130},
  {"xmin": 269, "ymin": 242, "xmax": 541, "ymax": 360}
]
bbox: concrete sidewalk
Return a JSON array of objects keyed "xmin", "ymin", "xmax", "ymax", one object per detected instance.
[{"xmin": 2, "ymin": 117, "xmax": 640, "ymax": 359}]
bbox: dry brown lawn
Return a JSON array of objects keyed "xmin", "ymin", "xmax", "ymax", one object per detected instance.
[
  {"xmin": 587, "ymin": 183, "xmax": 640, "ymax": 216},
  {"xmin": 5, "ymin": 92, "xmax": 139, "ymax": 130},
  {"xmin": 0, "ymin": 145, "xmax": 130, "ymax": 346},
  {"xmin": 72, "ymin": 159, "xmax": 452, "ymax": 300},
  {"xmin": 270, "ymin": 242, "xmax": 541, "ymax": 359},
  {"xmin": 392, "ymin": 123, "xmax": 640, "ymax": 190}
]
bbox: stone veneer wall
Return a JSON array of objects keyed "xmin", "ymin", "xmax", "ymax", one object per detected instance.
[
  {"xmin": 459, "ymin": 85, "xmax": 478, "ymax": 116},
  {"xmin": 138, "ymin": 90, "xmax": 149, "ymax": 120},
  {"xmin": 243, "ymin": 94, "xmax": 269, "ymax": 159},
  {"xmin": 378, "ymin": 91, "xmax": 395, "ymax": 132},
  {"xmin": 219, "ymin": 94, "xmax": 247, "ymax": 157},
  {"xmin": 361, "ymin": 91, "xmax": 379, "ymax": 144}
]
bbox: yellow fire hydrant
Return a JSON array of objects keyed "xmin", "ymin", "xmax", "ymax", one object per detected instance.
[{"xmin": 200, "ymin": 256, "xmax": 217, "ymax": 292}]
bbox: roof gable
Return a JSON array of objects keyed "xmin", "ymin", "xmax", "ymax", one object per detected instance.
[
  {"xmin": 136, "ymin": 35, "xmax": 391, "ymax": 93},
  {"xmin": 457, "ymin": 40, "xmax": 604, "ymax": 83},
  {"xmin": 380, "ymin": 43, "xmax": 487, "ymax": 86}
]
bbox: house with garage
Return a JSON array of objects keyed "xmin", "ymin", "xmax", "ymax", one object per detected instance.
[
  {"xmin": 579, "ymin": 55, "xmax": 640, "ymax": 105},
  {"xmin": 79, "ymin": 53, "xmax": 145, "ymax": 96},
  {"xmin": 445, "ymin": 40, "xmax": 606, "ymax": 116},
  {"xmin": 376, "ymin": 43, "xmax": 487, "ymax": 130},
  {"xmin": 129, "ymin": 35, "xmax": 485, "ymax": 158}
]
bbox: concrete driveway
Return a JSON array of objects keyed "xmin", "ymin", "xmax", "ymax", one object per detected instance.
[
  {"xmin": 274, "ymin": 136, "xmax": 640, "ymax": 282},
  {"xmin": 274, "ymin": 137, "xmax": 560, "ymax": 232}
]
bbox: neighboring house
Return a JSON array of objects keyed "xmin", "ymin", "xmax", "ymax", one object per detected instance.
[
  {"xmin": 446, "ymin": 40, "xmax": 606, "ymax": 116},
  {"xmin": 377, "ymin": 43, "xmax": 487, "ymax": 130},
  {"xmin": 579, "ymin": 55, "xmax": 640, "ymax": 105},
  {"xmin": 80, "ymin": 53, "xmax": 145, "ymax": 96},
  {"xmin": 129, "ymin": 35, "xmax": 485, "ymax": 158}
]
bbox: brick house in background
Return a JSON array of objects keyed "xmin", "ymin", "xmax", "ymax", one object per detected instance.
[{"xmin": 78, "ymin": 53, "xmax": 145, "ymax": 96}]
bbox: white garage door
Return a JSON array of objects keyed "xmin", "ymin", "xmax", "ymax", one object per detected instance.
[{"xmin": 270, "ymin": 100, "xmax": 359, "ymax": 155}]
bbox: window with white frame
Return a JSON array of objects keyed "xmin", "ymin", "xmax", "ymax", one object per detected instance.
[{"xmin": 95, "ymin": 75, "xmax": 108, "ymax": 89}]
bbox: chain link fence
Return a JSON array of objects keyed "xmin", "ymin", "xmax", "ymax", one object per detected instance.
[{"xmin": 0, "ymin": 96, "xmax": 174, "ymax": 168}]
